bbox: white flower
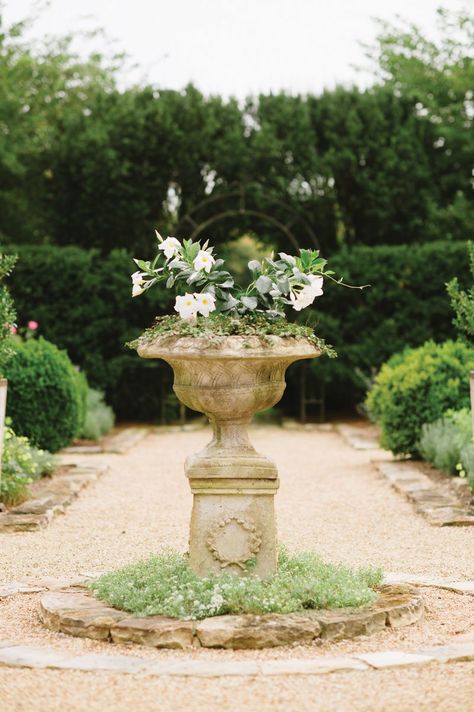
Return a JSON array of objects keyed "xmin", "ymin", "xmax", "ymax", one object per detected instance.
[
  {"xmin": 307, "ymin": 274, "xmax": 324, "ymax": 295},
  {"xmin": 131, "ymin": 271, "xmax": 146, "ymax": 297},
  {"xmin": 279, "ymin": 252, "xmax": 296, "ymax": 265},
  {"xmin": 194, "ymin": 292, "xmax": 216, "ymax": 317},
  {"xmin": 158, "ymin": 236, "xmax": 181, "ymax": 259},
  {"xmin": 174, "ymin": 293, "xmax": 198, "ymax": 319},
  {"xmin": 290, "ymin": 275, "xmax": 323, "ymax": 311},
  {"xmin": 193, "ymin": 250, "xmax": 215, "ymax": 273}
]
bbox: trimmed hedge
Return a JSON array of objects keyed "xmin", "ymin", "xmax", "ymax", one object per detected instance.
[
  {"xmin": 6, "ymin": 241, "xmax": 471, "ymax": 420},
  {"xmin": 366, "ymin": 340, "xmax": 474, "ymax": 456},
  {"xmin": 309, "ymin": 241, "xmax": 472, "ymax": 408},
  {"xmin": 4, "ymin": 338, "xmax": 86, "ymax": 452}
]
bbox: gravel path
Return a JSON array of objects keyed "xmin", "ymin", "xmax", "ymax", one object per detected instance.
[{"xmin": 1, "ymin": 425, "xmax": 474, "ymax": 710}]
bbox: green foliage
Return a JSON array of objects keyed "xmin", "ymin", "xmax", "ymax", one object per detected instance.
[
  {"xmin": 4, "ymin": 338, "xmax": 85, "ymax": 452},
  {"xmin": 367, "ymin": 9, "xmax": 474, "ymax": 241},
  {"xmin": 1, "ymin": 10, "xmax": 472, "ymax": 254},
  {"xmin": 132, "ymin": 313, "xmax": 336, "ymax": 357},
  {"xmin": 7, "ymin": 241, "xmax": 470, "ymax": 419},
  {"xmin": 418, "ymin": 409, "xmax": 472, "ymax": 474},
  {"xmin": 447, "ymin": 242, "xmax": 474, "ymax": 342},
  {"xmin": 90, "ymin": 548, "xmax": 383, "ymax": 620},
  {"xmin": 80, "ymin": 388, "xmax": 115, "ymax": 440},
  {"xmin": 0, "ymin": 253, "xmax": 17, "ymax": 375},
  {"xmin": 366, "ymin": 340, "xmax": 474, "ymax": 456},
  {"xmin": 312, "ymin": 241, "xmax": 471, "ymax": 408},
  {"xmin": 0, "ymin": 424, "xmax": 56, "ymax": 505}
]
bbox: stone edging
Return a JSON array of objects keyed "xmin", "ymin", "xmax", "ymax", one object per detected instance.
[
  {"xmin": 0, "ymin": 639, "xmax": 474, "ymax": 677},
  {"xmin": 37, "ymin": 584, "xmax": 423, "ymax": 650},
  {"xmin": 375, "ymin": 461, "xmax": 474, "ymax": 527},
  {"xmin": 62, "ymin": 427, "xmax": 150, "ymax": 455},
  {"xmin": 0, "ymin": 463, "xmax": 109, "ymax": 532},
  {"xmin": 335, "ymin": 422, "xmax": 381, "ymax": 450}
]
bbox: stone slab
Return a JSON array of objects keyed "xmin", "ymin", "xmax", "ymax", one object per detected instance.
[
  {"xmin": 145, "ymin": 660, "xmax": 261, "ymax": 677},
  {"xmin": 419, "ymin": 643, "xmax": 474, "ymax": 663},
  {"xmin": 55, "ymin": 653, "xmax": 149, "ymax": 673},
  {"xmin": 356, "ymin": 651, "xmax": 435, "ymax": 669},
  {"xmin": 0, "ymin": 583, "xmax": 46, "ymax": 598},
  {"xmin": 0, "ymin": 645, "xmax": 70, "ymax": 669},
  {"xmin": 111, "ymin": 616, "xmax": 194, "ymax": 649},
  {"xmin": 260, "ymin": 657, "xmax": 368, "ymax": 675},
  {"xmin": 383, "ymin": 573, "xmax": 474, "ymax": 595},
  {"xmin": 0, "ymin": 513, "xmax": 51, "ymax": 531},
  {"xmin": 195, "ymin": 614, "xmax": 322, "ymax": 649}
]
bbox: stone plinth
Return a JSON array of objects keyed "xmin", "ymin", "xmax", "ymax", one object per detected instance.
[{"xmin": 136, "ymin": 334, "xmax": 320, "ymax": 577}]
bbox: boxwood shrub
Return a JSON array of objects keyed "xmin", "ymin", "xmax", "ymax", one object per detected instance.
[
  {"xmin": 366, "ymin": 340, "xmax": 474, "ymax": 456},
  {"xmin": 4, "ymin": 338, "xmax": 86, "ymax": 452}
]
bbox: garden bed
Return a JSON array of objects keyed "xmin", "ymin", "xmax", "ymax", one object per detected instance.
[{"xmin": 39, "ymin": 583, "xmax": 423, "ymax": 650}]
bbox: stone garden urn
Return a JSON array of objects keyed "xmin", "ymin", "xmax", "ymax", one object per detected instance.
[{"xmin": 137, "ymin": 334, "xmax": 320, "ymax": 578}]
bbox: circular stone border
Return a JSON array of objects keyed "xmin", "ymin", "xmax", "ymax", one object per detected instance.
[{"xmin": 38, "ymin": 584, "xmax": 423, "ymax": 650}]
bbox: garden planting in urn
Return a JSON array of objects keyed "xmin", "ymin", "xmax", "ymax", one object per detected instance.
[{"xmin": 130, "ymin": 231, "xmax": 349, "ymax": 578}]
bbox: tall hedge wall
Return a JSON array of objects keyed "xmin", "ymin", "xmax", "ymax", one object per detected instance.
[
  {"xmin": 8, "ymin": 241, "xmax": 470, "ymax": 419},
  {"xmin": 310, "ymin": 241, "xmax": 471, "ymax": 408}
]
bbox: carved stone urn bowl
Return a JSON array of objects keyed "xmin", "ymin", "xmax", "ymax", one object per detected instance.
[{"xmin": 137, "ymin": 334, "xmax": 320, "ymax": 578}]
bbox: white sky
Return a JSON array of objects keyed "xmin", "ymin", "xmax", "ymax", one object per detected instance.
[{"xmin": 4, "ymin": 0, "xmax": 471, "ymax": 98}]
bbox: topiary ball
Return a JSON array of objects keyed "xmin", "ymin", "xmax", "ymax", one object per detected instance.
[
  {"xmin": 366, "ymin": 340, "xmax": 474, "ymax": 456},
  {"xmin": 4, "ymin": 337, "xmax": 86, "ymax": 452}
]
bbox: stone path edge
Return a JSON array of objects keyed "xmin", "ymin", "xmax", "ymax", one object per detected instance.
[
  {"xmin": 0, "ymin": 462, "xmax": 109, "ymax": 532},
  {"xmin": 36, "ymin": 584, "xmax": 424, "ymax": 651},
  {"xmin": 1, "ymin": 640, "xmax": 474, "ymax": 677},
  {"xmin": 374, "ymin": 460, "xmax": 474, "ymax": 527},
  {"xmin": 334, "ymin": 419, "xmax": 474, "ymax": 526}
]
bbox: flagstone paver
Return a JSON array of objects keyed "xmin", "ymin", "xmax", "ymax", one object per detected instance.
[{"xmin": 1, "ymin": 639, "xmax": 474, "ymax": 677}]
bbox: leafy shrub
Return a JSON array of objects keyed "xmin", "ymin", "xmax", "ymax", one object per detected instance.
[
  {"xmin": 80, "ymin": 388, "xmax": 115, "ymax": 440},
  {"xmin": 91, "ymin": 548, "xmax": 383, "ymax": 620},
  {"xmin": 418, "ymin": 409, "xmax": 472, "ymax": 474},
  {"xmin": 0, "ymin": 425, "xmax": 56, "ymax": 506},
  {"xmin": 4, "ymin": 338, "xmax": 86, "ymax": 452},
  {"xmin": 366, "ymin": 340, "xmax": 474, "ymax": 456},
  {"xmin": 447, "ymin": 242, "xmax": 474, "ymax": 342},
  {"xmin": 0, "ymin": 253, "xmax": 17, "ymax": 376}
]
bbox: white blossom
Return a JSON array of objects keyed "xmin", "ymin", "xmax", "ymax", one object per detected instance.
[
  {"xmin": 131, "ymin": 271, "xmax": 146, "ymax": 297},
  {"xmin": 290, "ymin": 275, "xmax": 323, "ymax": 311},
  {"xmin": 174, "ymin": 293, "xmax": 198, "ymax": 319},
  {"xmin": 194, "ymin": 292, "xmax": 216, "ymax": 317},
  {"xmin": 193, "ymin": 250, "xmax": 215, "ymax": 273},
  {"xmin": 159, "ymin": 236, "xmax": 181, "ymax": 259}
]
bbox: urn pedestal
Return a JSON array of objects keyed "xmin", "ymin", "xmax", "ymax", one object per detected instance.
[{"xmin": 137, "ymin": 334, "xmax": 319, "ymax": 578}]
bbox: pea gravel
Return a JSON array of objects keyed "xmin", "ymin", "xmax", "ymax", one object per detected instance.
[{"xmin": 1, "ymin": 425, "xmax": 474, "ymax": 710}]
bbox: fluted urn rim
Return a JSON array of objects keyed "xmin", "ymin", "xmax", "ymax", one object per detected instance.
[{"xmin": 136, "ymin": 334, "xmax": 320, "ymax": 361}]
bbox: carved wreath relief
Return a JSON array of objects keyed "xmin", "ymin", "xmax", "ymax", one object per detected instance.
[{"xmin": 206, "ymin": 515, "xmax": 262, "ymax": 570}]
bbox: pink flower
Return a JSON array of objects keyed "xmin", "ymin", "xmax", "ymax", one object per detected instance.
[
  {"xmin": 27, "ymin": 320, "xmax": 39, "ymax": 331},
  {"xmin": 10, "ymin": 325, "xmax": 17, "ymax": 334}
]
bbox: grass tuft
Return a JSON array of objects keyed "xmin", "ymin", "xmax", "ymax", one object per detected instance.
[{"xmin": 90, "ymin": 548, "xmax": 382, "ymax": 620}]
